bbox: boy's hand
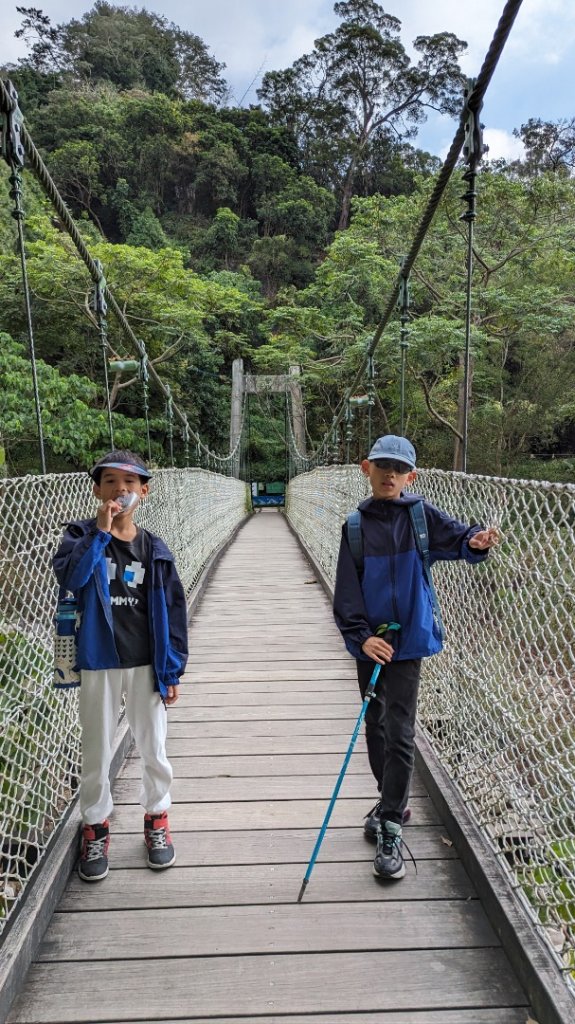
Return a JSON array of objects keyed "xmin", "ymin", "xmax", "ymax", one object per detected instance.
[
  {"xmin": 362, "ymin": 635, "xmax": 394, "ymax": 665},
  {"xmin": 165, "ymin": 685, "xmax": 179, "ymax": 705},
  {"xmin": 469, "ymin": 527, "xmax": 500, "ymax": 550},
  {"xmin": 96, "ymin": 499, "xmax": 121, "ymax": 532}
]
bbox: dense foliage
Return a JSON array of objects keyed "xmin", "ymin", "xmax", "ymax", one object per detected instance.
[{"xmin": 1, "ymin": 2, "xmax": 574, "ymax": 481}]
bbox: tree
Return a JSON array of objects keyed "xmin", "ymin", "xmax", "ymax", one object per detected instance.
[
  {"xmin": 303, "ymin": 172, "xmax": 575, "ymax": 474},
  {"xmin": 513, "ymin": 118, "xmax": 575, "ymax": 176},
  {"xmin": 258, "ymin": 0, "xmax": 466, "ymax": 228},
  {"xmin": 13, "ymin": 4, "xmax": 228, "ymax": 102},
  {"xmin": 0, "ymin": 332, "xmax": 153, "ymax": 474}
]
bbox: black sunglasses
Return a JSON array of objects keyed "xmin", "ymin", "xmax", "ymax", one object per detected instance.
[{"xmin": 371, "ymin": 459, "xmax": 412, "ymax": 474}]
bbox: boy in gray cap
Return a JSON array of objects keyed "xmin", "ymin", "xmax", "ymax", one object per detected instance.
[
  {"xmin": 333, "ymin": 435, "xmax": 498, "ymax": 880},
  {"xmin": 53, "ymin": 450, "xmax": 188, "ymax": 882}
]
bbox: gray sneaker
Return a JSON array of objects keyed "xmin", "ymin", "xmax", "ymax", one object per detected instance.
[
  {"xmin": 364, "ymin": 801, "xmax": 411, "ymax": 840},
  {"xmin": 373, "ymin": 820, "xmax": 405, "ymax": 879},
  {"xmin": 78, "ymin": 820, "xmax": 110, "ymax": 882},
  {"xmin": 144, "ymin": 812, "xmax": 176, "ymax": 869}
]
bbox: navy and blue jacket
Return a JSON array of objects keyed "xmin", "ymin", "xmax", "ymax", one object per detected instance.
[
  {"xmin": 333, "ymin": 493, "xmax": 488, "ymax": 662},
  {"xmin": 53, "ymin": 519, "xmax": 189, "ymax": 698}
]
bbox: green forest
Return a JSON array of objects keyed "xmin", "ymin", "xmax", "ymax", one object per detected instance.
[{"xmin": 1, "ymin": 0, "xmax": 575, "ymax": 481}]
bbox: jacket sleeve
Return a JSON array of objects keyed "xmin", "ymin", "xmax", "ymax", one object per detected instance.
[
  {"xmin": 53, "ymin": 523, "xmax": 111, "ymax": 593},
  {"xmin": 333, "ymin": 524, "xmax": 373, "ymax": 660},
  {"xmin": 161, "ymin": 559, "xmax": 189, "ymax": 685},
  {"xmin": 425, "ymin": 503, "xmax": 489, "ymax": 567}
]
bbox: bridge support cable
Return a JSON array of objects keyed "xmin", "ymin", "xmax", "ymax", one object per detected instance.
[
  {"xmin": 1, "ymin": 80, "xmax": 46, "ymax": 473},
  {"xmin": 0, "ymin": 77, "xmax": 240, "ymax": 474},
  {"xmin": 298, "ymin": 0, "xmax": 525, "ymax": 468},
  {"xmin": 91, "ymin": 260, "xmax": 114, "ymax": 449},
  {"xmin": 460, "ymin": 84, "xmax": 486, "ymax": 473},
  {"xmin": 398, "ymin": 260, "xmax": 411, "ymax": 437}
]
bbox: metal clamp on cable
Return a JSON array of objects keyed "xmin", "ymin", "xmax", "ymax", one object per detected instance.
[{"xmin": 0, "ymin": 80, "xmax": 25, "ymax": 169}]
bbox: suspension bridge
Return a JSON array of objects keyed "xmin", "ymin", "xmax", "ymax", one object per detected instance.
[{"xmin": 2, "ymin": 0, "xmax": 575, "ymax": 1021}]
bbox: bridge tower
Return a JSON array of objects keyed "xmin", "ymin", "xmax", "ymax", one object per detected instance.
[{"xmin": 230, "ymin": 358, "xmax": 306, "ymax": 478}]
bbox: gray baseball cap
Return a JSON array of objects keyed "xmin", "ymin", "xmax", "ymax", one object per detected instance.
[{"xmin": 367, "ymin": 434, "xmax": 416, "ymax": 469}]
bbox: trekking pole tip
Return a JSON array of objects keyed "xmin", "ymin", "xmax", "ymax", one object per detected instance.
[{"xmin": 297, "ymin": 878, "xmax": 308, "ymax": 903}]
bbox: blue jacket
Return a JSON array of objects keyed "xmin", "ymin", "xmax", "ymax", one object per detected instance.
[
  {"xmin": 333, "ymin": 493, "xmax": 488, "ymax": 662},
  {"xmin": 53, "ymin": 519, "xmax": 189, "ymax": 698}
]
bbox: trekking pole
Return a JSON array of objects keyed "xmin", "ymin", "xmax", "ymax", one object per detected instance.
[{"xmin": 297, "ymin": 622, "xmax": 401, "ymax": 902}]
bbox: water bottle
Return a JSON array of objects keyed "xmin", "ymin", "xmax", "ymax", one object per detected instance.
[{"xmin": 54, "ymin": 595, "xmax": 80, "ymax": 687}]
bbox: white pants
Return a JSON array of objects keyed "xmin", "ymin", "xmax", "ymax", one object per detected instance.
[{"xmin": 79, "ymin": 665, "xmax": 172, "ymax": 824}]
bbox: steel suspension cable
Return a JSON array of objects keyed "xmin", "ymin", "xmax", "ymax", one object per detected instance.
[{"xmin": 8, "ymin": 165, "xmax": 47, "ymax": 473}]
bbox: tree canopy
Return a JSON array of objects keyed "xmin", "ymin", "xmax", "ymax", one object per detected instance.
[{"xmin": 1, "ymin": 2, "xmax": 574, "ymax": 481}]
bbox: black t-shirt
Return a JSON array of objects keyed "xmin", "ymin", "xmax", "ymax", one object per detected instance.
[{"xmin": 106, "ymin": 529, "xmax": 151, "ymax": 667}]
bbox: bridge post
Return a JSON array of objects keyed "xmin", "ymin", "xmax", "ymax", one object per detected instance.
[
  {"xmin": 230, "ymin": 358, "xmax": 244, "ymax": 477},
  {"xmin": 288, "ymin": 365, "xmax": 306, "ymax": 459}
]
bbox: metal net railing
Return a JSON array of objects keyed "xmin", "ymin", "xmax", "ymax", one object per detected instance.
[
  {"xmin": 0, "ymin": 468, "xmax": 247, "ymax": 937},
  {"xmin": 287, "ymin": 465, "xmax": 575, "ymax": 988}
]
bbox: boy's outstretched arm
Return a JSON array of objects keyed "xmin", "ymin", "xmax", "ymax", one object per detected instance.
[{"xmin": 468, "ymin": 527, "xmax": 500, "ymax": 550}]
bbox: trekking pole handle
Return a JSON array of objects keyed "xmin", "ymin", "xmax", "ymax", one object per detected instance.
[{"xmin": 365, "ymin": 621, "xmax": 401, "ymax": 699}]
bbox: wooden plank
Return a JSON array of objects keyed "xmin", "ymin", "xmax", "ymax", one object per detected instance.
[
  {"xmin": 188, "ymin": 640, "xmax": 345, "ymax": 652},
  {"xmin": 108, "ymin": 796, "xmax": 441, "ymax": 830},
  {"xmin": 168, "ymin": 705, "xmax": 360, "ymax": 722},
  {"xmin": 96, "ymin": 1013, "xmax": 529, "ymax": 1024},
  {"xmin": 182, "ymin": 669, "xmax": 357, "ymax": 682},
  {"xmin": 180, "ymin": 678, "xmax": 354, "ymax": 693},
  {"xmin": 175, "ymin": 690, "xmax": 358, "ymax": 706},
  {"xmin": 122, "ymin": 753, "xmax": 419, "ymax": 780},
  {"xmin": 56, "ymin": 859, "xmax": 472, "ymax": 912},
  {"xmin": 187, "ymin": 650, "xmax": 351, "ymax": 663},
  {"xmin": 102, "ymin": 825, "xmax": 459, "ymax": 867},
  {"xmin": 112, "ymin": 773, "xmax": 420, "ymax": 803},
  {"xmin": 40, "ymin": 899, "xmax": 496, "ymax": 961},
  {"xmin": 165, "ymin": 735, "xmax": 364, "ymax": 756},
  {"xmin": 167, "ymin": 719, "xmax": 360, "ymax": 738},
  {"xmin": 6, "ymin": 948, "xmax": 527, "ymax": 1023}
]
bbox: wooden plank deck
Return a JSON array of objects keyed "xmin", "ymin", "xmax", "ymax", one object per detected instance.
[{"xmin": 7, "ymin": 510, "xmax": 531, "ymax": 1024}]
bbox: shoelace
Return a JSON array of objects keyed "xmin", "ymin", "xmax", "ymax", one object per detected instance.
[
  {"xmin": 83, "ymin": 836, "xmax": 108, "ymax": 862},
  {"xmin": 378, "ymin": 828, "xmax": 418, "ymax": 875},
  {"xmin": 364, "ymin": 800, "xmax": 382, "ymax": 820},
  {"xmin": 146, "ymin": 826, "xmax": 169, "ymax": 850}
]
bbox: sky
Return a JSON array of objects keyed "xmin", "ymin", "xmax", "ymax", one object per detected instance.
[{"xmin": 1, "ymin": 0, "xmax": 574, "ymax": 160}]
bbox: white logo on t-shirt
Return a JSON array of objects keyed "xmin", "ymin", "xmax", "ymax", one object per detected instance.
[{"xmin": 123, "ymin": 560, "xmax": 146, "ymax": 588}]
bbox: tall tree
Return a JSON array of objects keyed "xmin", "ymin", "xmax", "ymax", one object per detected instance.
[
  {"xmin": 258, "ymin": 0, "xmax": 466, "ymax": 228},
  {"xmin": 13, "ymin": 4, "xmax": 228, "ymax": 102},
  {"xmin": 513, "ymin": 117, "xmax": 575, "ymax": 176}
]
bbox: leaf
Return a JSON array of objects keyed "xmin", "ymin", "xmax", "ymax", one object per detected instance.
[{"xmin": 440, "ymin": 835, "xmax": 453, "ymax": 847}]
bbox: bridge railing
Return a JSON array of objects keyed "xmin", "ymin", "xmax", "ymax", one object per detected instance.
[
  {"xmin": 287, "ymin": 465, "xmax": 575, "ymax": 990},
  {"xmin": 0, "ymin": 469, "xmax": 248, "ymax": 937}
]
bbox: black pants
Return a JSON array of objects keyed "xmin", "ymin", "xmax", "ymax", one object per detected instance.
[{"xmin": 356, "ymin": 657, "xmax": 422, "ymax": 826}]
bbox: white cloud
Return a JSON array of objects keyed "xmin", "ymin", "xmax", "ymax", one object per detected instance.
[{"xmin": 483, "ymin": 127, "xmax": 525, "ymax": 162}]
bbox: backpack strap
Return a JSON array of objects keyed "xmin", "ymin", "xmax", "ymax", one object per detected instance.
[
  {"xmin": 346, "ymin": 509, "xmax": 364, "ymax": 574},
  {"xmin": 408, "ymin": 500, "xmax": 445, "ymax": 642}
]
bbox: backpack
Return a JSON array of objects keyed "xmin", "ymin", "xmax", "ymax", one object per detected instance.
[{"xmin": 346, "ymin": 501, "xmax": 445, "ymax": 642}]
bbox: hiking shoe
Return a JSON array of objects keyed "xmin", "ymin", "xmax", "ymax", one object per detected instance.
[
  {"xmin": 373, "ymin": 820, "xmax": 405, "ymax": 879},
  {"xmin": 78, "ymin": 820, "xmax": 110, "ymax": 882},
  {"xmin": 364, "ymin": 800, "xmax": 411, "ymax": 840},
  {"xmin": 144, "ymin": 811, "xmax": 176, "ymax": 869}
]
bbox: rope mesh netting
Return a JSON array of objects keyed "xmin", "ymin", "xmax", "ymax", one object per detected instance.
[
  {"xmin": 287, "ymin": 465, "xmax": 575, "ymax": 986},
  {"xmin": 0, "ymin": 469, "xmax": 247, "ymax": 935}
]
